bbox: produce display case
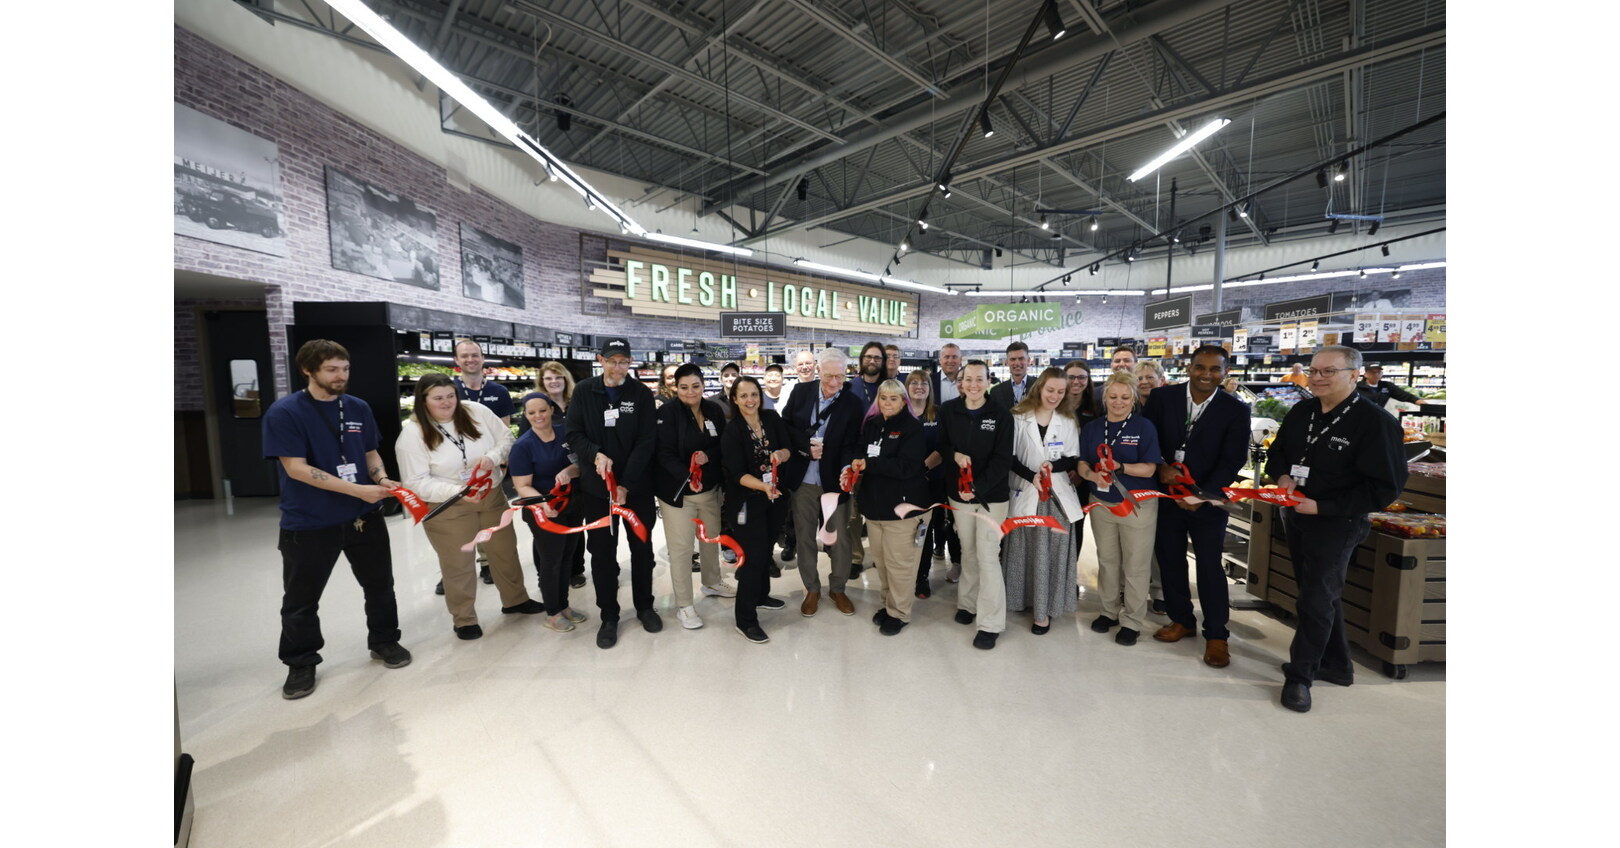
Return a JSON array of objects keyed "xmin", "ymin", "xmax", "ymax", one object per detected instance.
[{"xmin": 1245, "ymin": 461, "xmax": 1447, "ymax": 679}]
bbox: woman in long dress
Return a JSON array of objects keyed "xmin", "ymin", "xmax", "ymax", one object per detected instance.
[{"xmin": 1003, "ymin": 367, "xmax": 1084, "ymax": 634}]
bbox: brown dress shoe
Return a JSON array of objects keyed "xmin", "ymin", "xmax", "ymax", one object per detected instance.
[
  {"xmin": 1153, "ymin": 622, "xmax": 1196, "ymax": 643},
  {"xmin": 800, "ymin": 592, "xmax": 820, "ymax": 617},
  {"xmin": 1203, "ymin": 638, "xmax": 1231, "ymax": 668},
  {"xmin": 830, "ymin": 592, "xmax": 855, "ymax": 615}
]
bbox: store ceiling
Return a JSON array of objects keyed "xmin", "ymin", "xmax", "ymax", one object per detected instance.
[{"xmin": 242, "ymin": 0, "xmax": 1445, "ymax": 279}]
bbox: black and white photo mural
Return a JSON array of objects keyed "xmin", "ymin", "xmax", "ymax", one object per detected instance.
[
  {"xmin": 325, "ymin": 166, "xmax": 440, "ymax": 289},
  {"xmin": 459, "ymin": 223, "xmax": 525, "ymax": 309},
  {"xmin": 174, "ymin": 104, "xmax": 288, "ymax": 256}
]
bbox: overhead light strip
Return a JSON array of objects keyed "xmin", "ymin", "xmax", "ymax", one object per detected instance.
[
  {"xmin": 792, "ymin": 259, "xmax": 953, "ymax": 294},
  {"xmin": 645, "ymin": 232, "xmax": 753, "ymax": 257},
  {"xmin": 1128, "ymin": 118, "xmax": 1232, "ymax": 182},
  {"xmin": 963, "ymin": 289, "xmax": 1145, "ymax": 297}
]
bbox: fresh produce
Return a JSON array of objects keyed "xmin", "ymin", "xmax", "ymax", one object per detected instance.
[
  {"xmin": 1370, "ymin": 512, "xmax": 1446, "ymax": 538},
  {"xmin": 398, "ymin": 362, "xmax": 455, "ymax": 379}
]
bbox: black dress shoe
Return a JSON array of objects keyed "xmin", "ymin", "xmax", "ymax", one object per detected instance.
[
  {"xmin": 872, "ymin": 609, "xmax": 891, "ymax": 626},
  {"xmin": 596, "ymin": 620, "xmax": 618, "ymax": 649},
  {"xmin": 1114, "ymin": 627, "xmax": 1138, "ymax": 646},
  {"xmin": 879, "ymin": 615, "xmax": 908, "ymax": 636},
  {"xmin": 638, "ymin": 609, "xmax": 664, "ymax": 633},
  {"xmin": 1090, "ymin": 615, "xmax": 1118, "ymax": 633},
  {"xmin": 915, "ymin": 583, "xmax": 932, "ymax": 599},
  {"xmin": 1149, "ymin": 599, "xmax": 1166, "ymax": 615},
  {"xmin": 434, "ymin": 580, "xmax": 445, "ymax": 596},
  {"xmin": 1032, "ymin": 621, "xmax": 1051, "ymax": 635},
  {"xmin": 501, "ymin": 599, "xmax": 546, "ymax": 615},
  {"xmin": 1283, "ymin": 662, "xmax": 1354, "ymax": 687},
  {"xmin": 735, "ymin": 624, "xmax": 769, "ymax": 644},
  {"xmin": 781, "ymin": 546, "xmax": 796, "ymax": 562},
  {"xmin": 1282, "ymin": 681, "xmax": 1312, "ymax": 712},
  {"xmin": 972, "ymin": 630, "xmax": 999, "ymax": 650},
  {"xmin": 954, "ymin": 609, "xmax": 976, "ymax": 625},
  {"xmin": 480, "ymin": 565, "xmax": 494, "ymax": 584},
  {"xmin": 570, "ymin": 573, "xmax": 588, "ymax": 589},
  {"xmin": 455, "ymin": 624, "xmax": 483, "ymax": 640}
]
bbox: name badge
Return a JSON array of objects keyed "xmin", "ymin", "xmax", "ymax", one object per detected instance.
[
  {"xmin": 336, "ymin": 462, "xmax": 358, "ymax": 483},
  {"xmin": 705, "ymin": 420, "xmax": 717, "ymax": 436},
  {"xmin": 867, "ymin": 443, "xmax": 882, "ymax": 458},
  {"xmin": 762, "ymin": 471, "xmax": 774, "ymax": 486},
  {"xmin": 604, "ymin": 408, "xmax": 619, "ymax": 427},
  {"xmin": 1291, "ymin": 464, "xmax": 1311, "ymax": 482},
  {"xmin": 1046, "ymin": 440, "xmax": 1064, "ymax": 460},
  {"xmin": 1174, "ymin": 449, "xmax": 1186, "ymax": 463}
]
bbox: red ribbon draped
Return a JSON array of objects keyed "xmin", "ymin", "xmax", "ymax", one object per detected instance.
[
  {"xmin": 602, "ymin": 469, "xmax": 650, "ymax": 542},
  {"xmin": 389, "ymin": 487, "xmax": 430, "ymax": 523},
  {"xmin": 691, "ymin": 519, "xmax": 746, "ymax": 569},
  {"xmin": 1221, "ymin": 486, "xmax": 1304, "ymax": 506},
  {"xmin": 688, "ymin": 454, "xmax": 703, "ymax": 492},
  {"xmin": 459, "ymin": 505, "xmax": 614, "ymax": 551}
]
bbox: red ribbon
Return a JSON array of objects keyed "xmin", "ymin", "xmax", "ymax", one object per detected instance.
[
  {"xmin": 1222, "ymin": 486, "xmax": 1304, "ymax": 506},
  {"xmin": 770, "ymin": 454, "xmax": 781, "ymax": 494},
  {"xmin": 839, "ymin": 464, "xmax": 862, "ymax": 493},
  {"xmin": 389, "ymin": 487, "xmax": 430, "ymax": 523},
  {"xmin": 691, "ymin": 519, "xmax": 746, "ymax": 569},
  {"xmin": 895, "ymin": 502, "xmax": 1070, "ymax": 539},
  {"xmin": 460, "ymin": 505, "xmax": 613, "ymax": 550},
  {"xmin": 1037, "ymin": 466, "xmax": 1053, "ymax": 502},
  {"xmin": 687, "ymin": 454, "xmax": 704, "ymax": 492},
  {"xmin": 1001, "ymin": 513, "xmax": 1070, "ymax": 535},
  {"xmin": 602, "ymin": 469, "xmax": 650, "ymax": 543},
  {"xmin": 957, "ymin": 464, "xmax": 975, "ymax": 501}
]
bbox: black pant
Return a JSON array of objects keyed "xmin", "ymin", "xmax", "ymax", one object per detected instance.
[
  {"xmin": 522, "ymin": 503, "xmax": 581, "ymax": 616},
  {"xmin": 277, "ymin": 509, "xmax": 400, "ymax": 667},
  {"xmin": 915, "ymin": 508, "xmax": 955, "ymax": 584},
  {"xmin": 1155, "ymin": 502, "xmax": 1233, "ymax": 639},
  {"xmin": 578, "ymin": 487, "xmax": 658, "ymax": 623},
  {"xmin": 731, "ymin": 492, "xmax": 787, "ymax": 629},
  {"xmin": 1281, "ymin": 510, "xmax": 1371, "ymax": 685}
]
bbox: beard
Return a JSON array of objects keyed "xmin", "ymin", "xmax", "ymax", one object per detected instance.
[
  {"xmin": 862, "ymin": 362, "xmax": 881, "ymax": 378},
  {"xmin": 313, "ymin": 375, "xmax": 347, "ymax": 395}
]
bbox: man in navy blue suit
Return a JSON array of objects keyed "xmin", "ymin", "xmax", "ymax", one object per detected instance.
[{"xmin": 1142, "ymin": 344, "xmax": 1251, "ymax": 668}]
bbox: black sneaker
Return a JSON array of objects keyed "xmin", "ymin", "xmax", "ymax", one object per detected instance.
[
  {"xmin": 757, "ymin": 596, "xmax": 786, "ymax": 611},
  {"xmin": 455, "ymin": 624, "xmax": 483, "ymax": 640},
  {"xmin": 1115, "ymin": 627, "xmax": 1139, "ymax": 646},
  {"xmin": 954, "ymin": 609, "xmax": 976, "ymax": 626},
  {"xmin": 781, "ymin": 545, "xmax": 796, "ymax": 562},
  {"xmin": 1090, "ymin": 615, "xmax": 1118, "ymax": 633},
  {"xmin": 915, "ymin": 583, "xmax": 932, "ymax": 599},
  {"xmin": 972, "ymin": 630, "xmax": 999, "ymax": 650},
  {"xmin": 282, "ymin": 665, "xmax": 316, "ymax": 700},
  {"xmin": 597, "ymin": 620, "xmax": 618, "ymax": 649},
  {"xmin": 1149, "ymin": 599, "xmax": 1166, "ymax": 616},
  {"xmin": 434, "ymin": 580, "xmax": 445, "ymax": 595},
  {"xmin": 735, "ymin": 624, "xmax": 770, "ymax": 644},
  {"xmin": 849, "ymin": 563, "xmax": 863, "ymax": 578},
  {"xmin": 872, "ymin": 609, "xmax": 891, "ymax": 626},
  {"xmin": 570, "ymin": 573, "xmax": 588, "ymax": 589},
  {"xmin": 692, "ymin": 552, "xmax": 702, "ymax": 572},
  {"xmin": 501, "ymin": 599, "xmax": 546, "ymax": 615},
  {"xmin": 480, "ymin": 565, "xmax": 493, "ymax": 584},
  {"xmin": 369, "ymin": 642, "xmax": 412, "ymax": 668},
  {"xmin": 879, "ymin": 615, "xmax": 909, "ymax": 636},
  {"xmin": 638, "ymin": 609, "xmax": 664, "ymax": 633}
]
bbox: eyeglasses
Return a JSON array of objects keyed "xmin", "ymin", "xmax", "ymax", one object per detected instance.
[
  {"xmin": 1066, "ymin": 375, "xmax": 1087, "ymax": 381},
  {"xmin": 1307, "ymin": 367, "xmax": 1351, "ymax": 378}
]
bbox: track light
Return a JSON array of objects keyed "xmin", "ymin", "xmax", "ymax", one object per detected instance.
[
  {"xmin": 1237, "ymin": 203, "xmax": 1249, "ymax": 219},
  {"xmin": 1392, "ymin": 271, "xmax": 1402, "ymax": 279},
  {"xmin": 543, "ymin": 161, "xmax": 558, "ymax": 182},
  {"xmin": 796, "ymin": 178, "xmax": 808, "ymax": 201},
  {"xmin": 899, "ymin": 239, "xmax": 910, "ymax": 253},
  {"xmin": 1327, "ymin": 218, "xmax": 1340, "ymax": 234},
  {"xmin": 585, "ymin": 195, "xmax": 597, "ymax": 211},
  {"xmin": 1359, "ymin": 269, "xmax": 1368, "ymax": 279},
  {"xmin": 1311, "ymin": 260, "xmax": 1320, "ymax": 272},
  {"xmin": 1063, "ymin": 275, "xmax": 1072, "ymax": 285},
  {"xmin": 1039, "ymin": 213, "xmax": 1050, "ymax": 230},
  {"xmin": 1368, "ymin": 221, "xmax": 1381, "ymax": 236},
  {"xmin": 555, "ymin": 94, "xmax": 573, "ymax": 132},
  {"xmin": 1316, "ymin": 169, "xmax": 1328, "ymax": 189},
  {"xmin": 618, "ymin": 219, "xmax": 630, "ymax": 235},
  {"xmin": 1334, "ymin": 161, "xmax": 1348, "ymax": 182},
  {"xmin": 918, "ymin": 215, "xmax": 929, "ymax": 231},
  {"xmin": 1102, "ymin": 295, "xmax": 1108, "ymax": 304},
  {"xmin": 994, "ymin": 245, "xmax": 1004, "ymax": 258},
  {"xmin": 937, "ymin": 171, "xmax": 952, "ymax": 197},
  {"xmin": 979, "ymin": 110, "xmax": 994, "ymax": 138},
  {"xmin": 1090, "ymin": 216, "xmax": 1099, "ymax": 232},
  {"xmin": 1089, "ymin": 264, "xmax": 1098, "ymax": 275},
  {"xmin": 1381, "ymin": 244, "xmax": 1390, "ymax": 257},
  {"xmin": 1043, "ymin": 3, "xmax": 1068, "ymax": 40}
]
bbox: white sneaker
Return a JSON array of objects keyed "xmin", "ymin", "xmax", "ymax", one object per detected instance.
[
  {"xmin": 677, "ymin": 605, "xmax": 704, "ymax": 630},
  {"xmin": 946, "ymin": 563, "xmax": 962, "ymax": 583},
  {"xmin": 701, "ymin": 580, "xmax": 738, "ymax": 598}
]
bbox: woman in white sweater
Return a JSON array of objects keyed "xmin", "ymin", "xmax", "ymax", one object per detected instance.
[
  {"xmin": 397, "ymin": 373, "xmax": 543, "ymax": 639},
  {"xmin": 1003, "ymin": 367, "xmax": 1085, "ymax": 634}
]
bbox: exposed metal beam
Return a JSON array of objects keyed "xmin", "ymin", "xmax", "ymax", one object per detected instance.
[
  {"xmin": 1147, "ymin": 34, "xmax": 1218, "ymax": 96},
  {"xmin": 734, "ymin": 24, "xmax": 1443, "ymax": 245},
  {"xmin": 413, "ymin": 0, "xmax": 466, "ymax": 89},
  {"xmin": 1056, "ymin": 51, "xmax": 1112, "ymax": 141},
  {"xmin": 775, "ymin": 0, "xmax": 943, "ymax": 98},
  {"xmin": 1036, "ymin": 158, "xmax": 1155, "ymax": 234}
]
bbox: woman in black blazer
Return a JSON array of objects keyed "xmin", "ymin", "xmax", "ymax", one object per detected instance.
[
  {"xmin": 853, "ymin": 379, "xmax": 929, "ymax": 635},
  {"xmin": 721, "ymin": 376, "xmax": 793, "ymax": 643},
  {"xmin": 655, "ymin": 363, "xmax": 730, "ymax": 631}
]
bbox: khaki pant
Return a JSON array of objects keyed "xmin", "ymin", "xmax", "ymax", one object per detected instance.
[
  {"xmin": 867, "ymin": 516, "xmax": 923, "ymax": 622},
  {"xmin": 658, "ymin": 491, "xmax": 724, "ymax": 608},
  {"xmin": 848, "ymin": 494, "xmax": 865, "ymax": 566},
  {"xmin": 422, "ymin": 494, "xmax": 528, "ymax": 627},
  {"xmin": 1090, "ymin": 494, "xmax": 1160, "ymax": 633},
  {"xmin": 952, "ymin": 498, "xmax": 1008, "ymax": 633}
]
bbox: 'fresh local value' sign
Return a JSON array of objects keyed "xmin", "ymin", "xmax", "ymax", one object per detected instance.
[
  {"xmin": 589, "ymin": 247, "xmax": 918, "ymax": 335},
  {"xmin": 939, "ymin": 303, "xmax": 1081, "ymax": 340}
]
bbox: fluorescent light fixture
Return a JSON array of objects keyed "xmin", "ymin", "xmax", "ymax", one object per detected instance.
[
  {"xmin": 645, "ymin": 232, "xmax": 754, "ymax": 257},
  {"xmin": 320, "ymin": 0, "xmax": 647, "ymax": 234},
  {"xmin": 793, "ymin": 259, "xmax": 880, "ymax": 282},
  {"xmin": 964, "ymin": 289, "xmax": 1143, "ymax": 297},
  {"xmin": 1128, "ymin": 118, "xmax": 1231, "ymax": 182},
  {"xmin": 1150, "ymin": 284, "xmax": 1216, "ymax": 295},
  {"xmin": 880, "ymin": 276, "xmax": 952, "ymax": 295}
]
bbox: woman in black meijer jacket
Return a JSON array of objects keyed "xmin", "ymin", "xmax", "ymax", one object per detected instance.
[
  {"xmin": 720, "ymin": 376, "xmax": 793, "ymax": 643},
  {"xmin": 852, "ymin": 379, "xmax": 930, "ymax": 636},
  {"xmin": 654, "ymin": 363, "xmax": 731, "ymax": 631}
]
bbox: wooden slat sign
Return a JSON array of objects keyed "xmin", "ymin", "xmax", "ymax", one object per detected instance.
[{"xmin": 590, "ymin": 247, "xmax": 918, "ymax": 336}]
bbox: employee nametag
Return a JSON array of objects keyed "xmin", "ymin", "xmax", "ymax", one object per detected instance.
[
  {"xmin": 1174, "ymin": 450, "xmax": 1186, "ymax": 463},
  {"xmin": 1046, "ymin": 440, "xmax": 1064, "ymax": 460},
  {"xmin": 1291, "ymin": 464, "xmax": 1311, "ymax": 482},
  {"xmin": 762, "ymin": 471, "xmax": 774, "ymax": 486},
  {"xmin": 867, "ymin": 443, "xmax": 882, "ymax": 457},
  {"xmin": 336, "ymin": 463, "xmax": 358, "ymax": 483},
  {"xmin": 604, "ymin": 408, "xmax": 619, "ymax": 427},
  {"xmin": 705, "ymin": 420, "xmax": 717, "ymax": 436}
]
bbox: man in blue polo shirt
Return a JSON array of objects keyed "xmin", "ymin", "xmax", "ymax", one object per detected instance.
[{"xmin": 263, "ymin": 339, "xmax": 411, "ymax": 700}]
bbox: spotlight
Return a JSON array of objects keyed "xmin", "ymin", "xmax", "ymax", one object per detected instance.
[
  {"xmin": 1392, "ymin": 271, "xmax": 1402, "ymax": 279},
  {"xmin": 937, "ymin": 171, "xmax": 952, "ymax": 197},
  {"xmin": 1102, "ymin": 295, "xmax": 1108, "ymax": 304},
  {"xmin": 1328, "ymin": 218, "xmax": 1340, "ymax": 234},
  {"xmin": 995, "ymin": 245, "xmax": 1004, "ymax": 258},
  {"xmin": 618, "ymin": 219, "xmax": 630, "ymax": 235},
  {"xmin": 1040, "ymin": 213, "xmax": 1050, "ymax": 230},
  {"xmin": 1090, "ymin": 217, "xmax": 1100, "ymax": 232},
  {"xmin": 554, "ymin": 93, "xmax": 573, "ymax": 132},
  {"xmin": 1334, "ymin": 161, "xmax": 1348, "ymax": 182},
  {"xmin": 918, "ymin": 215, "xmax": 929, "ymax": 231},
  {"xmin": 1359, "ymin": 269, "xmax": 1368, "ymax": 279},
  {"xmin": 979, "ymin": 110, "xmax": 994, "ymax": 138},
  {"xmin": 1259, "ymin": 272, "xmax": 1265, "ymax": 281},
  {"xmin": 797, "ymin": 178, "xmax": 808, "ymax": 201},
  {"xmin": 1381, "ymin": 244, "xmax": 1390, "ymax": 257},
  {"xmin": 1063, "ymin": 275, "xmax": 1072, "ymax": 285},
  {"xmin": 1311, "ymin": 260, "xmax": 1320, "ymax": 272},
  {"xmin": 585, "ymin": 195, "xmax": 597, "ymax": 211},
  {"xmin": 899, "ymin": 239, "xmax": 910, "ymax": 253},
  {"xmin": 1368, "ymin": 221, "xmax": 1381, "ymax": 236},
  {"xmin": 543, "ymin": 161, "xmax": 558, "ymax": 182},
  {"xmin": 1089, "ymin": 264, "xmax": 1098, "ymax": 275},
  {"xmin": 1237, "ymin": 204, "xmax": 1249, "ymax": 219},
  {"xmin": 1043, "ymin": 4, "xmax": 1067, "ymax": 40},
  {"xmin": 1316, "ymin": 169, "xmax": 1328, "ymax": 189}
]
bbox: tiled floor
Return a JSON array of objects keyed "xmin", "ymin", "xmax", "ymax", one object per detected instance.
[{"xmin": 175, "ymin": 497, "xmax": 1444, "ymax": 847}]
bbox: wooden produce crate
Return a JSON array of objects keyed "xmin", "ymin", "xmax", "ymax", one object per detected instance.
[{"xmin": 1245, "ymin": 503, "xmax": 1375, "ymax": 649}]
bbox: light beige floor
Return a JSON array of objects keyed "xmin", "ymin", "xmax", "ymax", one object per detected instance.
[{"xmin": 175, "ymin": 497, "xmax": 1444, "ymax": 847}]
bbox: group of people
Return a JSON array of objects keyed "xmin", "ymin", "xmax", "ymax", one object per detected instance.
[{"xmin": 265, "ymin": 334, "xmax": 1408, "ymax": 715}]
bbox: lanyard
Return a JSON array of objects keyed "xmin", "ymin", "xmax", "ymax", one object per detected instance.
[
  {"xmin": 811, "ymin": 392, "xmax": 837, "ymax": 437},
  {"xmin": 435, "ymin": 422, "xmax": 469, "ymax": 471},
  {"xmin": 302, "ymin": 390, "xmax": 350, "ymax": 464},
  {"xmin": 1183, "ymin": 391, "xmax": 1214, "ymax": 443},
  {"xmin": 1303, "ymin": 394, "xmax": 1358, "ymax": 462},
  {"xmin": 458, "ymin": 378, "xmax": 483, "ymax": 405},
  {"xmin": 1103, "ymin": 413, "xmax": 1131, "ymax": 449}
]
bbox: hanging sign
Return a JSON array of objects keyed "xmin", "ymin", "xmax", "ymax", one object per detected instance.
[
  {"xmin": 940, "ymin": 302, "xmax": 1078, "ymax": 340},
  {"xmin": 1399, "ymin": 318, "xmax": 1427, "ymax": 349},
  {"xmin": 1354, "ymin": 314, "xmax": 1380, "ymax": 343},
  {"xmin": 1191, "ymin": 324, "xmax": 1224, "ymax": 340},
  {"xmin": 1196, "ymin": 309, "xmax": 1242, "ymax": 326},
  {"xmin": 1377, "ymin": 315, "xmax": 1401, "ymax": 342},
  {"xmin": 720, "ymin": 312, "xmax": 787, "ymax": 337},
  {"xmin": 1143, "ymin": 295, "xmax": 1194, "ymax": 332},
  {"xmin": 1264, "ymin": 294, "xmax": 1335, "ymax": 321}
]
